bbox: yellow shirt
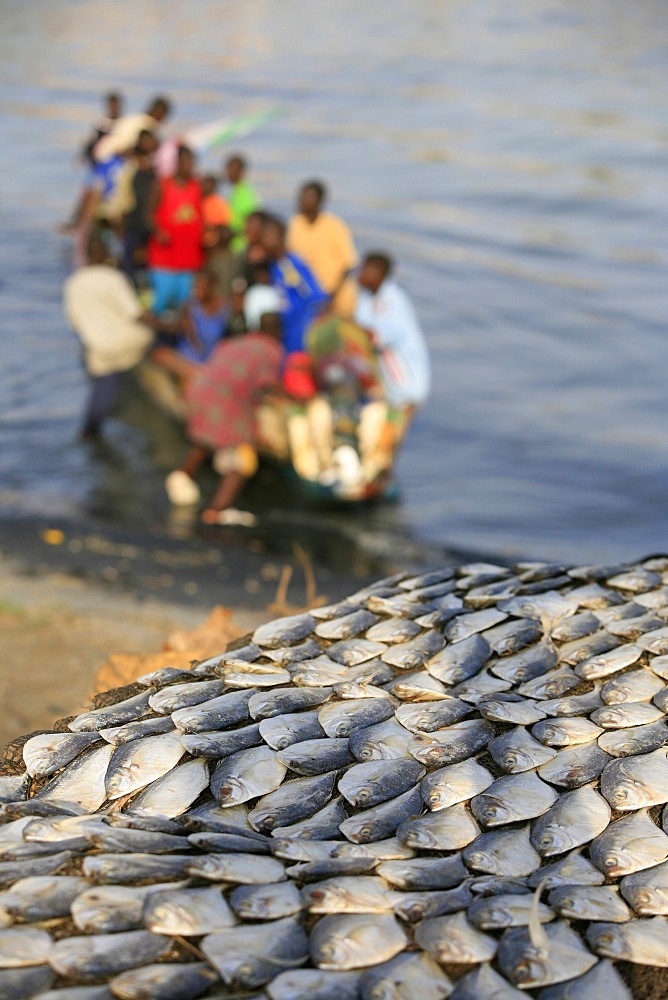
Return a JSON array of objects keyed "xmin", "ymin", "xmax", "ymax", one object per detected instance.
[{"xmin": 286, "ymin": 211, "xmax": 358, "ymax": 317}]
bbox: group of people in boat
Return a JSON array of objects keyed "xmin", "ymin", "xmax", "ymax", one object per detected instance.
[{"xmin": 63, "ymin": 92, "xmax": 431, "ymax": 522}]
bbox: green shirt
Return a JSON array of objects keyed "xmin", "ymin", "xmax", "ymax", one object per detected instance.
[{"xmin": 229, "ymin": 180, "xmax": 259, "ymax": 251}]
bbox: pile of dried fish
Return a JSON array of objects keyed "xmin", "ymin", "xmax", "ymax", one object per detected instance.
[{"xmin": 1, "ymin": 556, "xmax": 668, "ymax": 998}]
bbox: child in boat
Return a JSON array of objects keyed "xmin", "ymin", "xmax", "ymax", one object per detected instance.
[
  {"xmin": 151, "ymin": 270, "xmax": 228, "ymax": 374},
  {"xmin": 164, "ymin": 312, "xmax": 284, "ymax": 524}
]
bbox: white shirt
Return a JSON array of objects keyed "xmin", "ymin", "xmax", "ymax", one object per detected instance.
[
  {"xmin": 355, "ymin": 279, "xmax": 431, "ymax": 407},
  {"xmin": 64, "ymin": 266, "xmax": 153, "ymax": 376}
]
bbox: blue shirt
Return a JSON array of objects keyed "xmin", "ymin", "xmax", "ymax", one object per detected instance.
[
  {"xmin": 177, "ymin": 300, "xmax": 228, "ymax": 363},
  {"xmin": 268, "ymin": 253, "xmax": 328, "ymax": 355}
]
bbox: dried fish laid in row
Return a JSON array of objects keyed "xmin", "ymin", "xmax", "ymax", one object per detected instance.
[{"xmin": 1, "ymin": 556, "xmax": 668, "ymax": 997}]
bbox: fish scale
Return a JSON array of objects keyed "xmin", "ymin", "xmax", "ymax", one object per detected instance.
[{"xmin": 5, "ymin": 556, "xmax": 668, "ymax": 992}]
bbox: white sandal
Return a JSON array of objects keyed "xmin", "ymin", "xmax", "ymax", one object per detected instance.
[{"xmin": 165, "ymin": 470, "xmax": 201, "ymax": 505}]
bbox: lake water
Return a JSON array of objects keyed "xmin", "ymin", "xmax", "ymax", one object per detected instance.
[{"xmin": 1, "ymin": 0, "xmax": 667, "ymax": 570}]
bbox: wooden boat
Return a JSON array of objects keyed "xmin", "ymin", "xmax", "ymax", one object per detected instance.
[{"xmin": 131, "ymin": 359, "xmax": 406, "ymax": 504}]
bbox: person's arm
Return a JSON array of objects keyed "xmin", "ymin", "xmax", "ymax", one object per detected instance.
[{"xmin": 146, "ymin": 177, "xmax": 170, "ymax": 245}]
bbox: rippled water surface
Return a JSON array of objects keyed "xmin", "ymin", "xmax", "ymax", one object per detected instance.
[{"xmin": 1, "ymin": 0, "xmax": 667, "ymax": 566}]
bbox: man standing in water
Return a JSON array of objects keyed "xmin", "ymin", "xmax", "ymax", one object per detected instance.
[{"xmin": 63, "ymin": 237, "xmax": 155, "ymax": 439}]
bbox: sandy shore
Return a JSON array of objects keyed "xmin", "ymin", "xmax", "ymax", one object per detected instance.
[{"xmin": 0, "ymin": 514, "xmax": 377, "ymax": 749}]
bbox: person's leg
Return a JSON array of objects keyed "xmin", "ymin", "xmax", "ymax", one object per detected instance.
[
  {"xmin": 81, "ymin": 371, "xmax": 123, "ymax": 438},
  {"xmin": 165, "ymin": 445, "xmax": 210, "ymax": 505},
  {"xmin": 201, "ymin": 470, "xmax": 247, "ymax": 522}
]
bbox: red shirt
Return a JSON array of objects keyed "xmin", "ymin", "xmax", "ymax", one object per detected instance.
[{"xmin": 148, "ymin": 177, "xmax": 204, "ymax": 271}]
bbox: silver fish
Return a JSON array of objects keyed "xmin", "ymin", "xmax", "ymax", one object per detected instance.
[
  {"xmin": 85, "ymin": 826, "xmax": 189, "ymax": 854},
  {"xmin": 286, "ymin": 857, "xmax": 378, "ymax": 882},
  {"xmin": 426, "ymin": 634, "xmax": 491, "ymax": 685},
  {"xmin": 415, "ymin": 910, "xmax": 497, "ymax": 965},
  {"xmin": 332, "ymin": 838, "xmax": 415, "ymax": 861},
  {"xmin": 463, "ymin": 825, "xmax": 542, "ymax": 878},
  {"xmin": 597, "ymin": 719, "xmax": 668, "ymax": 757},
  {"xmin": 391, "ymin": 882, "xmax": 474, "ymax": 923},
  {"xmin": 67, "ymin": 690, "xmax": 154, "ymax": 732},
  {"xmin": 248, "ymin": 686, "xmax": 331, "ymax": 719},
  {"xmin": 575, "ymin": 642, "xmax": 643, "ymax": 680},
  {"xmin": 536, "ymin": 959, "xmax": 632, "ymax": 1000},
  {"xmin": 81, "ymin": 853, "xmax": 192, "ymax": 885},
  {"xmin": 202, "ymin": 916, "xmax": 308, "ymax": 988},
  {"xmin": 620, "ymin": 858, "xmax": 668, "ymax": 915},
  {"xmin": 230, "ymin": 880, "xmax": 303, "ymax": 920},
  {"xmin": 518, "ymin": 666, "xmax": 581, "ymax": 701},
  {"xmin": 0, "ymin": 851, "xmax": 73, "ymax": 888},
  {"xmin": 490, "ymin": 641, "xmax": 558, "ymax": 685},
  {"xmin": 451, "ymin": 668, "xmax": 512, "ymax": 704},
  {"xmin": 376, "ymin": 854, "xmax": 468, "ymax": 890},
  {"xmin": 264, "ymin": 637, "xmax": 322, "ymax": 663},
  {"xmin": 0, "ymin": 874, "xmax": 87, "ymax": 922},
  {"xmin": 302, "ymin": 874, "xmax": 396, "ymax": 914},
  {"xmin": 48, "ymin": 930, "xmax": 171, "ymax": 982},
  {"xmin": 600, "ymin": 747, "xmax": 668, "ymax": 810},
  {"xmin": 128, "ymin": 757, "xmax": 209, "ymax": 817},
  {"xmin": 98, "ymin": 716, "xmax": 176, "ymax": 745},
  {"xmin": 532, "ymin": 717, "xmax": 603, "ymax": 747},
  {"xmin": 551, "ymin": 610, "xmax": 601, "ymax": 643},
  {"xmin": 22, "ymin": 732, "xmax": 102, "ymax": 778},
  {"xmin": 530, "ymin": 784, "xmax": 611, "ymax": 856},
  {"xmin": 170, "ymin": 688, "xmax": 255, "ymax": 732},
  {"xmin": 358, "ymin": 952, "xmax": 453, "ymax": 1000},
  {"xmin": 395, "ymin": 698, "xmax": 471, "ymax": 733},
  {"xmin": 539, "ymin": 687, "xmax": 604, "ymax": 717},
  {"xmin": 277, "ymin": 738, "xmax": 353, "ymax": 776},
  {"xmin": 449, "ymin": 963, "xmax": 525, "ymax": 999},
  {"xmin": 271, "ymin": 796, "xmax": 348, "ymax": 841},
  {"xmin": 482, "ymin": 618, "xmax": 542, "ymax": 656},
  {"xmin": 223, "ymin": 665, "xmax": 291, "ymax": 688},
  {"xmin": 259, "ymin": 711, "xmax": 326, "ymax": 750},
  {"xmin": 397, "ymin": 803, "xmax": 480, "ymax": 851},
  {"xmin": 0, "ymin": 925, "xmax": 52, "ymax": 966},
  {"xmin": 339, "ymin": 787, "xmax": 423, "ymax": 844},
  {"xmin": 386, "ymin": 671, "xmax": 450, "ymax": 701},
  {"xmin": 635, "ymin": 625, "xmax": 668, "ymax": 654},
  {"xmin": 365, "ymin": 617, "xmax": 422, "ymax": 644},
  {"xmin": 409, "ymin": 719, "xmax": 496, "ymax": 767},
  {"xmin": 310, "ymin": 913, "xmax": 406, "ymax": 971},
  {"xmin": 607, "ymin": 567, "xmax": 662, "ymax": 592},
  {"xmin": 479, "ymin": 694, "xmax": 547, "ymax": 726},
  {"xmin": 180, "ymin": 722, "xmax": 263, "ymax": 758},
  {"xmin": 537, "ymin": 741, "xmax": 612, "ymax": 789},
  {"xmin": 248, "ymin": 772, "xmax": 337, "ymax": 833},
  {"xmin": 311, "ymin": 601, "xmax": 365, "ymax": 620},
  {"xmin": 211, "ymin": 745, "xmax": 287, "ymax": 805},
  {"xmin": 557, "ymin": 630, "xmax": 620, "ymax": 667},
  {"xmin": 606, "ymin": 610, "xmax": 666, "ymax": 639},
  {"xmin": 187, "ymin": 852, "xmax": 287, "ymax": 884},
  {"xmin": 187, "ymin": 831, "xmax": 271, "ymax": 855},
  {"xmin": 338, "ymin": 759, "xmax": 425, "ymax": 808},
  {"xmin": 0, "ymin": 969, "xmax": 57, "ymax": 997},
  {"xmin": 497, "ymin": 921, "xmax": 597, "ymax": 989},
  {"xmin": 315, "ymin": 609, "xmax": 379, "ymax": 640},
  {"xmin": 471, "ymin": 771, "xmax": 558, "ymax": 827},
  {"xmin": 37, "ymin": 743, "xmax": 115, "ymax": 813},
  {"xmin": 253, "ymin": 612, "xmax": 317, "ymax": 648},
  {"xmin": 587, "ymin": 915, "xmax": 668, "ymax": 966},
  {"xmin": 137, "ymin": 666, "xmax": 205, "ymax": 686},
  {"xmin": 318, "ymin": 699, "xmax": 395, "ymax": 738},
  {"xmin": 467, "ymin": 892, "xmax": 554, "ymax": 930},
  {"xmin": 147, "ymin": 678, "xmax": 225, "ymax": 715},
  {"xmin": 328, "ymin": 638, "xmax": 389, "ymax": 667},
  {"xmin": 421, "ymin": 758, "xmax": 494, "ymax": 812},
  {"xmin": 548, "ymin": 884, "xmax": 631, "ymax": 923},
  {"xmin": 349, "ymin": 719, "xmax": 415, "ymax": 761},
  {"xmin": 445, "ymin": 607, "xmax": 507, "ymax": 642},
  {"xmin": 105, "ymin": 731, "xmax": 184, "ymax": 799},
  {"xmin": 380, "ymin": 630, "xmax": 445, "ymax": 670},
  {"xmin": 268, "ymin": 968, "xmax": 361, "ymax": 1000},
  {"xmin": 143, "ymin": 884, "xmax": 235, "ymax": 935},
  {"xmin": 498, "ymin": 591, "xmax": 577, "ymax": 631},
  {"xmin": 592, "ymin": 701, "xmax": 664, "ymax": 728},
  {"xmin": 590, "ymin": 809, "xmax": 668, "ymax": 877},
  {"xmin": 108, "ymin": 963, "xmax": 219, "ymax": 1000},
  {"xmin": 71, "ymin": 881, "xmax": 186, "ymax": 933},
  {"xmin": 488, "ymin": 727, "xmax": 557, "ymax": 773},
  {"xmin": 527, "ymin": 849, "xmax": 604, "ymax": 889}
]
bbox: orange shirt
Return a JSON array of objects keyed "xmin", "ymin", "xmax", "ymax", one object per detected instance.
[
  {"xmin": 286, "ymin": 211, "xmax": 358, "ymax": 317},
  {"xmin": 202, "ymin": 192, "xmax": 231, "ymax": 228}
]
